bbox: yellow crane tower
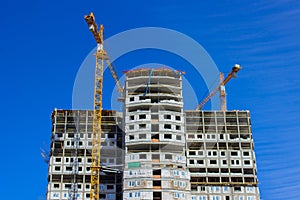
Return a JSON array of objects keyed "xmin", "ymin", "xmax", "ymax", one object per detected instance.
[
  {"xmin": 84, "ymin": 12, "xmax": 123, "ymax": 200},
  {"xmin": 196, "ymin": 64, "xmax": 241, "ymax": 111}
]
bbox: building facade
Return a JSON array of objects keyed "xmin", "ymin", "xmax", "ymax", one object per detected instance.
[
  {"xmin": 47, "ymin": 109, "xmax": 123, "ymax": 200},
  {"xmin": 185, "ymin": 110, "xmax": 260, "ymax": 200}
]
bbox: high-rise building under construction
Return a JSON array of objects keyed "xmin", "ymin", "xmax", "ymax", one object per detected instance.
[
  {"xmin": 46, "ymin": 68, "xmax": 260, "ymax": 200},
  {"xmin": 123, "ymin": 68, "xmax": 191, "ymax": 200}
]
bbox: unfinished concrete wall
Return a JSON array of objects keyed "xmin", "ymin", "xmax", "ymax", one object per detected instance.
[
  {"xmin": 47, "ymin": 109, "xmax": 124, "ymax": 200},
  {"xmin": 123, "ymin": 68, "xmax": 191, "ymax": 200}
]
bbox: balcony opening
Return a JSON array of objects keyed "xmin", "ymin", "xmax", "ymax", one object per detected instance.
[
  {"xmin": 151, "ymin": 134, "xmax": 159, "ymax": 142},
  {"xmin": 139, "ymin": 124, "xmax": 146, "ymax": 129},
  {"xmin": 234, "ymin": 186, "xmax": 241, "ymax": 191},
  {"xmin": 164, "ymin": 124, "xmax": 171, "ymax": 129},
  {"xmin": 153, "ymin": 169, "xmax": 161, "ymax": 178},
  {"xmin": 191, "ymin": 185, "xmax": 197, "ymax": 191},
  {"xmin": 164, "ymin": 115, "xmax": 171, "ymax": 120},
  {"xmin": 221, "ymin": 177, "xmax": 229, "ymax": 183},
  {"xmin": 153, "ymin": 180, "xmax": 161, "ymax": 187},
  {"xmin": 139, "ymin": 114, "xmax": 146, "ymax": 119},
  {"xmin": 153, "ymin": 192, "xmax": 162, "ymax": 200},
  {"xmin": 164, "ymin": 134, "xmax": 172, "ymax": 139},
  {"xmin": 221, "ymin": 168, "xmax": 229, "ymax": 173},
  {"xmin": 208, "ymin": 177, "xmax": 220, "ymax": 183},
  {"xmin": 197, "ymin": 160, "xmax": 203, "ymax": 164}
]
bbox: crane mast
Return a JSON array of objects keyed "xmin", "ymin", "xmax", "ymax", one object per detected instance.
[
  {"xmin": 84, "ymin": 12, "xmax": 124, "ymax": 200},
  {"xmin": 196, "ymin": 64, "xmax": 241, "ymax": 111},
  {"xmin": 84, "ymin": 13, "xmax": 104, "ymax": 200}
]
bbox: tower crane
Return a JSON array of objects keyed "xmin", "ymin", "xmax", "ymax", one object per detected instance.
[
  {"xmin": 84, "ymin": 13, "xmax": 124, "ymax": 99},
  {"xmin": 84, "ymin": 12, "xmax": 123, "ymax": 200},
  {"xmin": 196, "ymin": 64, "xmax": 241, "ymax": 111}
]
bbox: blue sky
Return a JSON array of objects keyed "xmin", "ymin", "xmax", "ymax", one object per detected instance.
[{"xmin": 0, "ymin": 1, "xmax": 300, "ymax": 199}]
